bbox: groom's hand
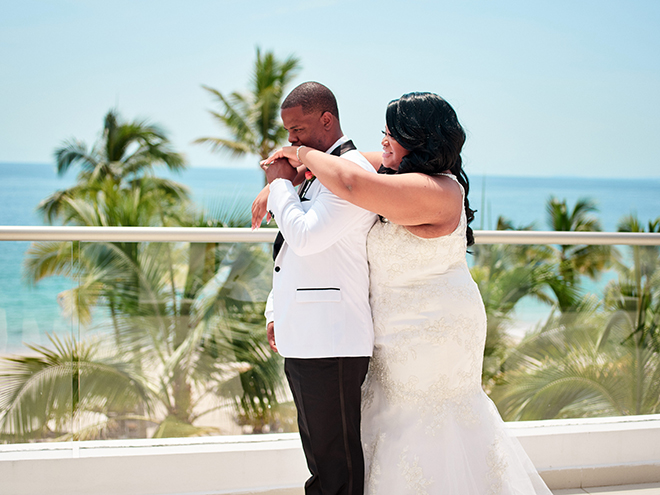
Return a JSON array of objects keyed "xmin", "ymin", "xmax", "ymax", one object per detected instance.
[
  {"xmin": 263, "ymin": 158, "xmax": 297, "ymax": 184},
  {"xmin": 251, "ymin": 185, "xmax": 271, "ymax": 229},
  {"xmin": 267, "ymin": 321, "xmax": 278, "ymax": 353}
]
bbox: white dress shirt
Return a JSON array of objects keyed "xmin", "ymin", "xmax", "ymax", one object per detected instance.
[{"xmin": 265, "ymin": 137, "xmax": 377, "ymax": 358}]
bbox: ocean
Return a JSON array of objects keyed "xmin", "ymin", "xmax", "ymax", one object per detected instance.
[{"xmin": 1, "ymin": 162, "xmax": 659, "ymax": 352}]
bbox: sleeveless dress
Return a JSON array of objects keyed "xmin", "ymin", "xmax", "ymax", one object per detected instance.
[{"xmin": 362, "ymin": 174, "xmax": 552, "ymax": 495}]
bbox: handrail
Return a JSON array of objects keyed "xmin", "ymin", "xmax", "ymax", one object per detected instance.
[
  {"xmin": 0, "ymin": 226, "xmax": 277, "ymax": 243},
  {"xmin": 474, "ymin": 230, "xmax": 660, "ymax": 245},
  {"xmin": 0, "ymin": 226, "xmax": 659, "ymax": 245}
]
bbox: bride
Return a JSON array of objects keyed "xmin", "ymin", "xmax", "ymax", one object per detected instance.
[{"xmin": 262, "ymin": 92, "xmax": 552, "ymax": 494}]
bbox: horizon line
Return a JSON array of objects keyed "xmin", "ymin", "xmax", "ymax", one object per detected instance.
[{"xmin": 1, "ymin": 161, "xmax": 659, "ymax": 181}]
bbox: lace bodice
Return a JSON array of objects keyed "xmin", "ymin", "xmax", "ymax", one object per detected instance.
[
  {"xmin": 368, "ymin": 173, "xmax": 467, "ymax": 279},
  {"xmin": 367, "ymin": 215, "xmax": 467, "ymax": 294}
]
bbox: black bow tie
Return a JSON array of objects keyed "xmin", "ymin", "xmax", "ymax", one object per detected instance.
[{"xmin": 330, "ymin": 140, "xmax": 357, "ymax": 156}]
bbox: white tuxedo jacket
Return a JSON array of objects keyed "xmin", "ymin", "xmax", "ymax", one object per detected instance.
[{"xmin": 265, "ymin": 138, "xmax": 377, "ymax": 358}]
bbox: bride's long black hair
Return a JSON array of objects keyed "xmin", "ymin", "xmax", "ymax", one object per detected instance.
[{"xmin": 386, "ymin": 92, "xmax": 475, "ymax": 246}]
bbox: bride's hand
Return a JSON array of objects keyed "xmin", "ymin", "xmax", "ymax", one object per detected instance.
[{"xmin": 261, "ymin": 146, "xmax": 302, "ymax": 168}]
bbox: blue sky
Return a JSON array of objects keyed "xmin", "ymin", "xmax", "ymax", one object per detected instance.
[{"xmin": 1, "ymin": 0, "xmax": 659, "ymax": 177}]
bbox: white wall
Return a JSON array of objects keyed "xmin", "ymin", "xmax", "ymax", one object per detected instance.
[{"xmin": 1, "ymin": 415, "xmax": 659, "ymax": 495}]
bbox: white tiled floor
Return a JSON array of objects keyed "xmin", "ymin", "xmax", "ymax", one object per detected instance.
[
  {"xmin": 553, "ymin": 483, "xmax": 660, "ymax": 495},
  {"xmin": 243, "ymin": 484, "xmax": 660, "ymax": 495}
]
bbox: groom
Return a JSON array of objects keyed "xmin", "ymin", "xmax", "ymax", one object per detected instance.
[{"xmin": 262, "ymin": 81, "xmax": 377, "ymax": 495}]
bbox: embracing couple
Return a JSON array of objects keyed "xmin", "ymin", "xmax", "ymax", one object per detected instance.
[{"xmin": 252, "ymin": 82, "xmax": 551, "ymax": 495}]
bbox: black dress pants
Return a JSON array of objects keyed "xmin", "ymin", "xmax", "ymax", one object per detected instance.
[{"xmin": 285, "ymin": 356, "xmax": 370, "ymax": 495}]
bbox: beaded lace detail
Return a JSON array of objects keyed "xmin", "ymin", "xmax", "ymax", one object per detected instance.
[{"xmin": 361, "ymin": 173, "xmax": 551, "ymax": 494}]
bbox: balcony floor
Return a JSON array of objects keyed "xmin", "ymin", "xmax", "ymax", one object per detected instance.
[
  {"xmin": 553, "ymin": 484, "xmax": 660, "ymax": 494},
  {"xmin": 259, "ymin": 484, "xmax": 660, "ymax": 495}
]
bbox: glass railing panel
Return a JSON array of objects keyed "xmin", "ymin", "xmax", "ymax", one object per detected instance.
[
  {"xmin": 473, "ymin": 242, "xmax": 660, "ymax": 421},
  {"xmin": 67, "ymin": 240, "xmax": 294, "ymax": 441},
  {"xmin": 3, "ymin": 229, "xmax": 659, "ymax": 445},
  {"xmin": 0, "ymin": 240, "xmax": 76, "ymax": 445}
]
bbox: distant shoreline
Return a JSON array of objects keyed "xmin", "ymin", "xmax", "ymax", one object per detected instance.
[{"xmin": 2, "ymin": 161, "xmax": 660, "ymax": 181}]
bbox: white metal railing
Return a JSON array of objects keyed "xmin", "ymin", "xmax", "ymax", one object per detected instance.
[{"xmin": 1, "ymin": 226, "xmax": 659, "ymax": 245}]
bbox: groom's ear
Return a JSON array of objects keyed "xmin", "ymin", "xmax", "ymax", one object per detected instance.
[{"xmin": 320, "ymin": 111, "xmax": 334, "ymax": 131}]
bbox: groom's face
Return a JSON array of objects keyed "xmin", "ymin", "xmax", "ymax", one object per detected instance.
[{"xmin": 282, "ymin": 105, "xmax": 330, "ymax": 151}]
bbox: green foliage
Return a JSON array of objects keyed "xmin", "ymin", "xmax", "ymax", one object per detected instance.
[
  {"xmin": 544, "ymin": 197, "xmax": 614, "ymax": 310},
  {"xmin": 489, "ymin": 213, "xmax": 660, "ymax": 420},
  {"xmin": 1, "ymin": 108, "xmax": 289, "ymax": 443},
  {"xmin": 490, "ymin": 300, "xmax": 626, "ymax": 420},
  {"xmin": 42, "ymin": 109, "xmax": 187, "ymax": 226},
  {"xmin": 470, "ymin": 219, "xmax": 555, "ymax": 390},
  {"xmin": 194, "ymin": 47, "xmax": 301, "ymax": 173},
  {"xmin": 0, "ymin": 334, "xmax": 151, "ymax": 442},
  {"xmin": 5, "ymin": 237, "xmax": 284, "ymax": 441}
]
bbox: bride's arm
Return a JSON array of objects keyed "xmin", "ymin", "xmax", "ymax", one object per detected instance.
[
  {"xmin": 360, "ymin": 151, "xmax": 382, "ymax": 171},
  {"xmin": 263, "ymin": 147, "xmax": 462, "ymax": 228}
]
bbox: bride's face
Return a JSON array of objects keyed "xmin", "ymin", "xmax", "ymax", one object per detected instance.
[{"xmin": 381, "ymin": 127, "xmax": 409, "ymax": 170}]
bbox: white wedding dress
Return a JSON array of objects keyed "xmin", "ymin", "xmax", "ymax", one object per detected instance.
[{"xmin": 362, "ymin": 175, "xmax": 552, "ymax": 494}]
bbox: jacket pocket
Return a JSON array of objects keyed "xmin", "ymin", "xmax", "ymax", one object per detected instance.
[
  {"xmin": 295, "ymin": 287, "xmax": 341, "ymax": 303},
  {"xmin": 291, "ymin": 287, "xmax": 345, "ymax": 352}
]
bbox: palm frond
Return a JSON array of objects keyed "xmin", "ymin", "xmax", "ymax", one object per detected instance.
[
  {"xmin": 0, "ymin": 335, "xmax": 151, "ymax": 441},
  {"xmin": 197, "ymin": 48, "xmax": 300, "ymax": 167},
  {"xmin": 192, "ymin": 136, "xmax": 252, "ymax": 157},
  {"xmin": 54, "ymin": 139, "xmax": 99, "ymax": 176},
  {"xmin": 23, "ymin": 241, "xmax": 78, "ymax": 284}
]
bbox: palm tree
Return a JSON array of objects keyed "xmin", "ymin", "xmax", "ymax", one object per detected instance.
[
  {"xmin": 6, "ymin": 220, "xmax": 284, "ymax": 440},
  {"xmin": 40, "ymin": 109, "xmax": 187, "ymax": 225},
  {"xmin": 471, "ymin": 206, "xmax": 612, "ymax": 392},
  {"xmin": 176, "ymin": 206, "xmax": 287, "ymax": 433},
  {"xmin": 489, "ymin": 214, "xmax": 660, "ymax": 420},
  {"xmin": 0, "ymin": 271, "xmax": 278, "ymax": 442},
  {"xmin": 471, "ymin": 217, "xmax": 556, "ymax": 389},
  {"xmin": 194, "ymin": 47, "xmax": 301, "ymax": 179},
  {"xmin": 544, "ymin": 197, "xmax": 613, "ymax": 311},
  {"xmin": 600, "ymin": 214, "xmax": 660, "ymax": 415},
  {"xmin": 0, "ymin": 111, "xmax": 290, "ymax": 442},
  {"xmin": 26, "ymin": 177, "xmax": 188, "ymax": 329},
  {"xmin": 0, "ymin": 334, "xmax": 151, "ymax": 442},
  {"xmin": 491, "ymin": 294, "xmax": 660, "ymax": 420},
  {"xmin": 490, "ymin": 300, "xmax": 629, "ymax": 420}
]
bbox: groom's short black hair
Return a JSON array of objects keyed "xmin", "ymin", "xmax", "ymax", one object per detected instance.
[{"xmin": 282, "ymin": 81, "xmax": 340, "ymax": 120}]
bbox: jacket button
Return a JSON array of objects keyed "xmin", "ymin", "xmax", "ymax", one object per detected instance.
[{"xmin": 274, "ymin": 266, "xmax": 281, "ymax": 272}]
